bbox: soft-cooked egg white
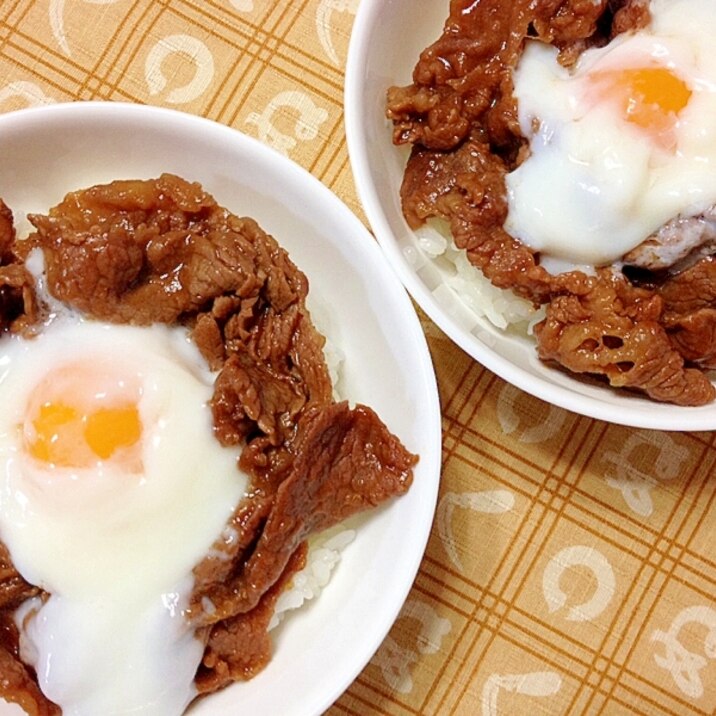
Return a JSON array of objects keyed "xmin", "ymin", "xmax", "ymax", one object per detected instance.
[
  {"xmin": 0, "ymin": 318, "xmax": 246, "ymax": 715},
  {"xmin": 505, "ymin": 0, "xmax": 716, "ymax": 268}
]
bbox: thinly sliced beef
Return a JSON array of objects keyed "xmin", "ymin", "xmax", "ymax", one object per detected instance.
[
  {"xmin": 610, "ymin": 0, "xmax": 651, "ymax": 35},
  {"xmin": 192, "ymin": 402, "xmax": 416, "ymax": 691},
  {"xmin": 535, "ymin": 272, "xmax": 715, "ymax": 405},
  {"xmin": 0, "ymin": 200, "xmax": 14, "ymax": 262},
  {"xmin": 0, "ymin": 200, "xmax": 39, "ymax": 333},
  {"xmin": 659, "ymin": 257, "xmax": 716, "ymax": 367},
  {"xmin": 623, "ymin": 209, "xmax": 716, "ymax": 271},
  {"xmin": 531, "ymin": 0, "xmax": 609, "ymax": 46},
  {"xmin": 23, "ymin": 175, "xmax": 306, "ymax": 326},
  {"xmin": 386, "ymin": 0, "xmax": 618, "ymax": 155},
  {"xmin": 191, "ymin": 402, "xmax": 416, "ymax": 626},
  {"xmin": 0, "ymin": 543, "xmax": 38, "ymax": 611},
  {"xmin": 195, "ymin": 545, "xmax": 308, "ymax": 693}
]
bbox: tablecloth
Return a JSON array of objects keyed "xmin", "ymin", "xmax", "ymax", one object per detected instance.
[{"xmin": 0, "ymin": 1, "xmax": 714, "ymax": 714}]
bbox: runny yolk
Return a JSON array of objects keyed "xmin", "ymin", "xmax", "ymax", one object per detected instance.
[
  {"xmin": 592, "ymin": 66, "xmax": 692, "ymax": 148},
  {"xmin": 28, "ymin": 401, "xmax": 142, "ymax": 467},
  {"xmin": 85, "ymin": 408, "xmax": 142, "ymax": 460}
]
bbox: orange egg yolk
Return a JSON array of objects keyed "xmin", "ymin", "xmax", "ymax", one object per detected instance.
[
  {"xmin": 591, "ymin": 66, "xmax": 692, "ymax": 149},
  {"xmin": 28, "ymin": 401, "xmax": 142, "ymax": 468}
]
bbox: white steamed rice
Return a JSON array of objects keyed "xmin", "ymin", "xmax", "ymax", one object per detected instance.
[
  {"xmin": 403, "ymin": 218, "xmax": 545, "ymax": 338},
  {"xmin": 268, "ymin": 527, "xmax": 356, "ymax": 631}
]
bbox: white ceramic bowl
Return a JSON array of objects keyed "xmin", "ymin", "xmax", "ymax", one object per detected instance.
[
  {"xmin": 0, "ymin": 102, "xmax": 441, "ymax": 716},
  {"xmin": 345, "ymin": 0, "xmax": 716, "ymax": 431}
]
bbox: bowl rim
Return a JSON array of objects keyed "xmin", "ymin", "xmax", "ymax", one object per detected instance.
[
  {"xmin": 0, "ymin": 99, "xmax": 444, "ymax": 715},
  {"xmin": 344, "ymin": 0, "xmax": 715, "ymax": 432}
]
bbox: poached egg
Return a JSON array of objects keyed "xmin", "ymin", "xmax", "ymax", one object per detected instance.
[
  {"xmin": 505, "ymin": 0, "xmax": 716, "ymax": 268},
  {"xmin": 0, "ymin": 317, "xmax": 246, "ymax": 715}
]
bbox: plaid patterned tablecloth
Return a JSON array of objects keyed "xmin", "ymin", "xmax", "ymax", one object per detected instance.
[{"xmin": 1, "ymin": 2, "xmax": 714, "ymax": 715}]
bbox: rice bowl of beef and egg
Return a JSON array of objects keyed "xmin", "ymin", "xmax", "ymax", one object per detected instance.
[
  {"xmin": 345, "ymin": 0, "xmax": 716, "ymax": 430},
  {"xmin": 0, "ymin": 102, "xmax": 441, "ymax": 716}
]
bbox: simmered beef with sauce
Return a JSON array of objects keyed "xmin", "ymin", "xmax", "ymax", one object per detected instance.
[{"xmin": 0, "ymin": 199, "xmax": 38, "ymax": 335}]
